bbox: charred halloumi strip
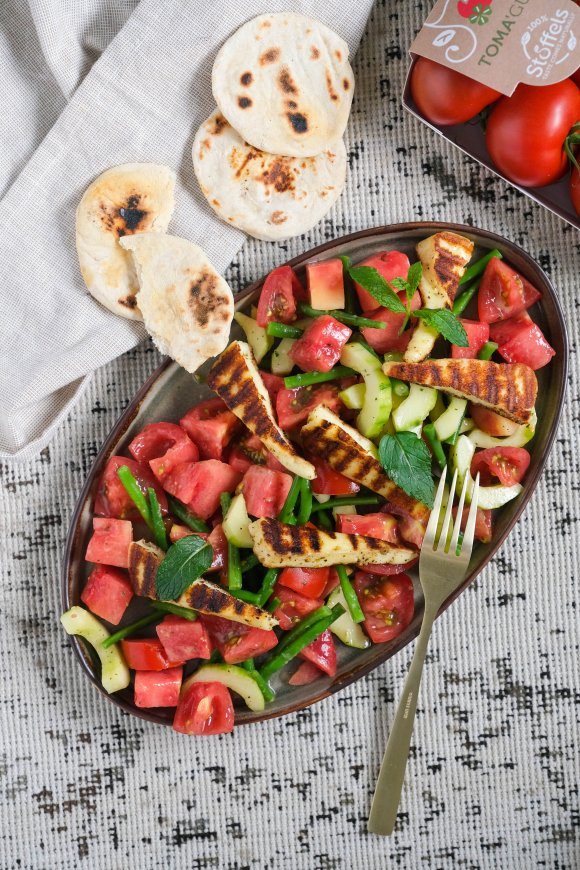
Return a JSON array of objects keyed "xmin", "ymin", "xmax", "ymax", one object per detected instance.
[
  {"xmin": 127, "ymin": 540, "xmax": 277, "ymax": 629},
  {"xmin": 383, "ymin": 359, "xmax": 537, "ymax": 425},
  {"xmin": 405, "ymin": 232, "xmax": 474, "ymax": 363},
  {"xmin": 207, "ymin": 340, "xmax": 315, "ymax": 479},
  {"xmin": 300, "ymin": 406, "xmax": 430, "ymax": 523},
  {"xmin": 249, "ymin": 518, "xmax": 417, "ymax": 569}
]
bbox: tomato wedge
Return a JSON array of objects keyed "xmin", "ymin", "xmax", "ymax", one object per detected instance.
[
  {"xmin": 276, "ymin": 384, "xmax": 343, "ymax": 430},
  {"xmin": 85, "ymin": 517, "xmax": 133, "ymax": 569},
  {"xmin": 156, "ymin": 616, "xmax": 212, "ymax": 662},
  {"xmin": 451, "ymin": 319, "xmax": 489, "ymax": 360},
  {"xmin": 489, "ymin": 311, "xmax": 532, "ymax": 346},
  {"xmin": 452, "ymin": 506, "xmax": 493, "ymax": 544},
  {"xmin": 497, "ymin": 323, "xmax": 555, "ymax": 371},
  {"xmin": 310, "ymin": 457, "xmax": 359, "ymax": 496},
  {"xmin": 337, "ymin": 512, "xmax": 399, "ymax": 543},
  {"xmin": 471, "ymin": 447, "xmax": 530, "ymax": 486},
  {"xmin": 199, "ymin": 615, "xmax": 278, "ymax": 663},
  {"xmin": 173, "ymin": 681, "xmax": 234, "ymax": 735},
  {"xmin": 470, "ymin": 405, "xmax": 519, "ymax": 438},
  {"xmin": 120, "ymin": 639, "xmax": 184, "ymax": 671},
  {"xmin": 298, "ymin": 629, "xmax": 337, "ymax": 676},
  {"xmin": 360, "ymin": 290, "xmax": 421, "ymax": 354},
  {"xmin": 272, "ymin": 583, "xmax": 323, "ymax": 630},
  {"xmin": 354, "ymin": 572, "xmax": 414, "ymax": 644},
  {"xmin": 242, "ymin": 465, "xmax": 293, "ymax": 518},
  {"xmin": 81, "ymin": 564, "xmax": 133, "ymax": 625},
  {"xmin": 478, "ymin": 259, "xmax": 541, "ymax": 324},
  {"xmin": 289, "ymin": 315, "xmax": 351, "ymax": 373},
  {"xmin": 288, "ymin": 660, "xmax": 323, "ymax": 685},
  {"xmin": 180, "ymin": 399, "xmax": 240, "ymax": 460},
  {"xmin": 128, "ymin": 422, "xmax": 197, "ymax": 466},
  {"xmin": 256, "ymin": 265, "xmax": 300, "ymax": 327},
  {"xmin": 278, "ymin": 566, "xmax": 330, "ymax": 599},
  {"xmin": 94, "ymin": 456, "xmax": 168, "ymax": 520},
  {"xmin": 307, "ymin": 259, "xmax": 345, "ymax": 310},
  {"xmin": 134, "ymin": 667, "xmax": 183, "ymax": 709}
]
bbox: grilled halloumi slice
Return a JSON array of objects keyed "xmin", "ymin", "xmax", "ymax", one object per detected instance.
[
  {"xmin": 207, "ymin": 340, "xmax": 315, "ymax": 479},
  {"xmin": 127, "ymin": 540, "xmax": 276, "ymax": 629},
  {"xmin": 383, "ymin": 359, "xmax": 537, "ymax": 425},
  {"xmin": 405, "ymin": 232, "xmax": 474, "ymax": 363},
  {"xmin": 300, "ymin": 406, "xmax": 430, "ymax": 523},
  {"xmin": 249, "ymin": 518, "xmax": 417, "ymax": 569}
]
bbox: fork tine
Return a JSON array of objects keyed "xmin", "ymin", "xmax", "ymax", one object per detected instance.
[
  {"xmin": 423, "ymin": 467, "xmax": 447, "ymax": 549},
  {"xmin": 460, "ymin": 473, "xmax": 480, "ymax": 557},
  {"xmin": 436, "ymin": 468, "xmax": 457, "ymax": 553},
  {"xmin": 450, "ymin": 472, "xmax": 470, "ymax": 553}
]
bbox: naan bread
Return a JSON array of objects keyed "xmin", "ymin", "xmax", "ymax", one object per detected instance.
[
  {"xmin": 193, "ymin": 111, "xmax": 346, "ymax": 241},
  {"xmin": 76, "ymin": 163, "xmax": 176, "ymax": 319},
  {"xmin": 119, "ymin": 233, "xmax": 233, "ymax": 373},
  {"xmin": 212, "ymin": 13, "xmax": 354, "ymax": 157}
]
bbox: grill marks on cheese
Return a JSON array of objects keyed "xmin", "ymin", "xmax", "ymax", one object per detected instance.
[
  {"xmin": 208, "ymin": 340, "xmax": 315, "ymax": 479},
  {"xmin": 249, "ymin": 518, "xmax": 417, "ymax": 568},
  {"xmin": 382, "ymin": 359, "xmax": 537, "ymax": 425}
]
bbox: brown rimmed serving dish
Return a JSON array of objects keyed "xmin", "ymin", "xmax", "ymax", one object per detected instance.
[{"xmin": 61, "ymin": 222, "xmax": 568, "ymax": 728}]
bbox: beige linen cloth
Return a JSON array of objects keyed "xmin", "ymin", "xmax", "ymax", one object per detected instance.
[{"xmin": 0, "ymin": 0, "xmax": 373, "ymax": 460}]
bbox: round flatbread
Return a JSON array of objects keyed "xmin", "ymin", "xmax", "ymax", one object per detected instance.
[
  {"xmin": 119, "ymin": 233, "xmax": 234, "ymax": 373},
  {"xmin": 76, "ymin": 163, "xmax": 176, "ymax": 319},
  {"xmin": 212, "ymin": 13, "xmax": 354, "ymax": 158},
  {"xmin": 193, "ymin": 111, "xmax": 347, "ymax": 241}
]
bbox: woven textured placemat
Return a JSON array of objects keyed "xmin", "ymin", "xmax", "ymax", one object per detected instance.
[{"xmin": 1, "ymin": 2, "xmax": 579, "ymax": 867}]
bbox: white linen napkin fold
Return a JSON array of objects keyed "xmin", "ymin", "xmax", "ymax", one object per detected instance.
[{"xmin": 0, "ymin": 0, "xmax": 373, "ymax": 460}]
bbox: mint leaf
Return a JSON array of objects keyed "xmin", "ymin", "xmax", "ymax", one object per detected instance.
[
  {"xmin": 378, "ymin": 432, "xmax": 435, "ymax": 507},
  {"xmin": 406, "ymin": 261, "xmax": 422, "ymax": 299},
  {"xmin": 155, "ymin": 534, "xmax": 213, "ymax": 600},
  {"xmin": 414, "ymin": 308, "xmax": 469, "ymax": 347},
  {"xmin": 340, "ymin": 254, "xmax": 352, "ymax": 271},
  {"xmin": 347, "ymin": 265, "xmax": 406, "ymax": 313}
]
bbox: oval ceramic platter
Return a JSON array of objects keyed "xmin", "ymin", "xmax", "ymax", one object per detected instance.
[{"xmin": 62, "ymin": 222, "xmax": 568, "ymax": 727}]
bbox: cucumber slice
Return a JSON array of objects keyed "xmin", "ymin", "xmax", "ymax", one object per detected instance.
[
  {"xmin": 429, "ymin": 392, "xmax": 446, "ymax": 422},
  {"xmin": 271, "ymin": 338, "xmax": 296, "ymax": 375},
  {"xmin": 434, "ymin": 397, "xmax": 468, "ymax": 442},
  {"xmin": 222, "ymin": 492, "xmax": 252, "ymax": 548},
  {"xmin": 185, "ymin": 663, "xmax": 265, "ymax": 711},
  {"xmin": 340, "ymin": 342, "xmax": 381, "ymax": 375},
  {"xmin": 314, "ymin": 493, "xmax": 331, "ymax": 504},
  {"xmin": 234, "ymin": 312, "xmax": 273, "ymax": 363},
  {"xmin": 450, "ymin": 434, "xmax": 523, "ymax": 509},
  {"xmin": 339, "ymin": 382, "xmax": 366, "ymax": 410},
  {"xmin": 61, "ymin": 607, "xmax": 130, "ymax": 694},
  {"xmin": 393, "ymin": 384, "xmax": 438, "ymax": 432},
  {"xmin": 357, "ymin": 368, "xmax": 392, "ymax": 440},
  {"xmin": 469, "ymin": 410, "xmax": 536, "ymax": 449},
  {"xmin": 327, "ymin": 587, "xmax": 370, "ymax": 649},
  {"xmin": 332, "ymin": 504, "xmax": 356, "ymax": 518}
]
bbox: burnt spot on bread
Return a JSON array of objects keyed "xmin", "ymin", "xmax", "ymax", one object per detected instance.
[
  {"xmin": 118, "ymin": 294, "xmax": 138, "ymax": 309},
  {"xmin": 287, "ymin": 100, "xmax": 298, "ymax": 109},
  {"xmin": 278, "ymin": 67, "xmax": 298, "ymax": 95},
  {"xmin": 310, "ymin": 45, "xmax": 320, "ymax": 60},
  {"xmin": 100, "ymin": 193, "xmax": 150, "ymax": 238},
  {"xmin": 211, "ymin": 114, "xmax": 228, "ymax": 135},
  {"xmin": 326, "ymin": 70, "xmax": 339, "ymax": 102},
  {"xmin": 287, "ymin": 112, "xmax": 308, "ymax": 134},
  {"xmin": 343, "ymin": 77, "xmax": 350, "ymax": 90},
  {"xmin": 270, "ymin": 211, "xmax": 287, "ymax": 225},
  {"xmin": 240, "ymin": 71, "xmax": 253, "ymax": 86},
  {"xmin": 261, "ymin": 159, "xmax": 295, "ymax": 193},
  {"xmin": 260, "ymin": 47, "xmax": 280, "ymax": 65},
  {"xmin": 335, "ymin": 49, "xmax": 343, "ymax": 61},
  {"xmin": 118, "ymin": 194, "xmax": 148, "ymax": 233},
  {"xmin": 189, "ymin": 272, "xmax": 230, "ymax": 328},
  {"xmin": 238, "ymin": 96, "xmax": 252, "ymax": 109}
]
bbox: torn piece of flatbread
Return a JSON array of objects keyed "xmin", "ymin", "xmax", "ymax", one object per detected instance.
[
  {"xmin": 212, "ymin": 13, "xmax": 354, "ymax": 157},
  {"xmin": 119, "ymin": 233, "xmax": 234, "ymax": 373},
  {"xmin": 76, "ymin": 163, "xmax": 176, "ymax": 319},
  {"xmin": 193, "ymin": 110, "xmax": 346, "ymax": 241}
]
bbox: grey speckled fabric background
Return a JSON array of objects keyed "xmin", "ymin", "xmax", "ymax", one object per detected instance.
[{"xmin": 1, "ymin": 1, "xmax": 579, "ymax": 868}]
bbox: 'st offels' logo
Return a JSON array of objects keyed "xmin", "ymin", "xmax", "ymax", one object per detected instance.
[{"xmin": 520, "ymin": 10, "xmax": 576, "ymax": 81}]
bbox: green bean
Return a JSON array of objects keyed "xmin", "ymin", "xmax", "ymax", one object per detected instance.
[
  {"xmin": 256, "ymin": 568, "xmax": 280, "ymax": 608},
  {"xmin": 459, "ymin": 248, "xmax": 502, "ymax": 286},
  {"xmin": 423, "ymin": 422, "xmax": 447, "ymax": 470},
  {"xmin": 452, "ymin": 278, "xmax": 481, "ymax": 316},
  {"xmin": 391, "ymin": 378, "xmax": 410, "ymax": 398},
  {"xmin": 273, "ymin": 606, "xmax": 333, "ymax": 656},
  {"xmin": 117, "ymin": 465, "xmax": 152, "ymax": 529},
  {"xmin": 168, "ymin": 496, "xmax": 210, "ymax": 533},
  {"xmin": 310, "ymin": 495, "xmax": 380, "ymax": 513},
  {"xmin": 344, "ymin": 282, "xmax": 356, "ymax": 315},
  {"xmin": 150, "ymin": 601, "xmax": 197, "ymax": 620},
  {"xmin": 298, "ymin": 302, "xmax": 386, "ymax": 330},
  {"xmin": 220, "ymin": 492, "xmax": 232, "ymax": 516},
  {"xmin": 102, "ymin": 613, "xmax": 159, "ymax": 649},
  {"xmin": 266, "ymin": 322, "xmax": 303, "ymax": 339},
  {"xmin": 147, "ymin": 488, "xmax": 168, "ymax": 550},
  {"xmin": 316, "ymin": 510, "xmax": 333, "ymax": 531},
  {"xmin": 227, "ymin": 540, "xmax": 242, "ymax": 591},
  {"xmin": 478, "ymin": 341, "xmax": 499, "ymax": 361},
  {"xmin": 233, "ymin": 589, "xmax": 261, "ymax": 604},
  {"xmin": 241, "ymin": 661, "xmax": 276, "ymax": 702},
  {"xmin": 277, "ymin": 476, "xmax": 302, "ymax": 523},
  {"xmin": 266, "ymin": 596, "xmax": 281, "ymax": 613},
  {"xmin": 283, "ymin": 366, "xmax": 357, "ymax": 389},
  {"xmin": 241, "ymin": 553, "xmax": 260, "ymax": 573},
  {"xmin": 241, "ymin": 659, "xmax": 254, "ymax": 670},
  {"xmin": 259, "ymin": 604, "xmax": 345, "ymax": 681},
  {"xmin": 335, "ymin": 565, "xmax": 364, "ymax": 624},
  {"xmin": 296, "ymin": 478, "xmax": 313, "ymax": 525}
]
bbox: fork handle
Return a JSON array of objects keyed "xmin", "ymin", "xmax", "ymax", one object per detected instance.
[{"xmin": 367, "ymin": 602, "xmax": 439, "ymax": 836}]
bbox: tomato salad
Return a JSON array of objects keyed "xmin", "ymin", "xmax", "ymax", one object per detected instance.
[{"xmin": 62, "ymin": 234, "xmax": 554, "ymax": 735}]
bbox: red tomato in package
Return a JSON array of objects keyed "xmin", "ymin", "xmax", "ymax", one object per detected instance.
[
  {"xmin": 571, "ymin": 161, "xmax": 580, "ymax": 216},
  {"xmin": 134, "ymin": 667, "xmax": 183, "ymax": 709},
  {"xmin": 81, "ymin": 564, "xmax": 133, "ymax": 624},
  {"xmin": 256, "ymin": 265, "xmax": 301, "ymax": 326},
  {"xmin": 360, "ymin": 289, "xmax": 421, "ymax": 354},
  {"xmin": 471, "ymin": 447, "xmax": 530, "ymax": 487},
  {"xmin": 486, "ymin": 80, "xmax": 580, "ymax": 187},
  {"xmin": 410, "ymin": 57, "xmax": 500, "ymax": 126},
  {"xmin": 451, "ymin": 319, "xmax": 489, "ymax": 359},
  {"xmin": 289, "ymin": 315, "xmax": 351, "ymax": 373},
  {"xmin": 307, "ymin": 259, "xmax": 345, "ymax": 310},
  {"xmin": 156, "ymin": 615, "xmax": 212, "ymax": 662},
  {"xmin": 276, "ymin": 384, "xmax": 343, "ymax": 430},
  {"xmin": 199, "ymin": 615, "xmax": 278, "ymax": 664},
  {"xmin": 94, "ymin": 456, "xmax": 168, "ymax": 519},
  {"xmin": 478, "ymin": 259, "xmax": 541, "ymax": 324},
  {"xmin": 242, "ymin": 465, "xmax": 293, "ymax": 518},
  {"xmin": 288, "ymin": 660, "xmax": 323, "ymax": 686},
  {"xmin": 180, "ymin": 399, "xmax": 240, "ymax": 460},
  {"xmin": 173, "ymin": 680, "xmax": 234, "ymax": 735},
  {"xmin": 272, "ymin": 583, "xmax": 324, "ymax": 630},
  {"xmin": 337, "ymin": 512, "xmax": 399, "ymax": 543},
  {"xmin": 121, "ymin": 638, "xmax": 184, "ymax": 671},
  {"xmin": 353, "ymin": 250, "xmax": 411, "ymax": 312},
  {"xmin": 278, "ymin": 566, "xmax": 330, "ymax": 599},
  {"xmin": 497, "ymin": 322, "xmax": 555, "ymax": 370},
  {"xmin": 85, "ymin": 517, "xmax": 133, "ymax": 569},
  {"xmin": 354, "ymin": 572, "xmax": 414, "ymax": 644},
  {"xmin": 298, "ymin": 629, "xmax": 337, "ymax": 676},
  {"xmin": 310, "ymin": 457, "xmax": 360, "ymax": 496}
]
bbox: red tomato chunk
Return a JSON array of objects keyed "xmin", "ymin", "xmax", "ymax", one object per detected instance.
[
  {"xmin": 311, "ymin": 457, "xmax": 360, "ymax": 496},
  {"xmin": 129, "ymin": 422, "xmax": 197, "ymax": 465},
  {"xmin": 361, "ymin": 290, "xmax": 421, "ymax": 355},
  {"xmin": 242, "ymin": 465, "xmax": 293, "ymax": 518},
  {"xmin": 85, "ymin": 517, "xmax": 133, "ymax": 569},
  {"xmin": 478, "ymin": 259, "xmax": 541, "ymax": 324},
  {"xmin": 200, "ymin": 615, "xmax": 278, "ymax": 664},
  {"xmin": 278, "ymin": 566, "xmax": 330, "ymax": 599},
  {"xmin": 272, "ymin": 583, "xmax": 323, "ymax": 630},
  {"xmin": 289, "ymin": 315, "xmax": 352, "ymax": 373},
  {"xmin": 307, "ymin": 259, "xmax": 345, "ymax": 310},
  {"xmin": 121, "ymin": 638, "xmax": 184, "ymax": 671},
  {"xmin": 156, "ymin": 615, "xmax": 212, "ymax": 662},
  {"xmin": 134, "ymin": 667, "xmax": 183, "ymax": 708},
  {"xmin": 337, "ymin": 512, "xmax": 399, "ymax": 543},
  {"xmin": 451, "ymin": 319, "xmax": 490, "ymax": 360},
  {"xmin": 353, "ymin": 250, "xmax": 411, "ymax": 312},
  {"xmin": 276, "ymin": 384, "xmax": 343, "ymax": 430},
  {"xmin": 180, "ymin": 399, "xmax": 240, "ymax": 460},
  {"xmin": 163, "ymin": 460, "xmax": 240, "ymax": 520},
  {"xmin": 489, "ymin": 311, "xmax": 532, "ymax": 345},
  {"xmin": 94, "ymin": 456, "xmax": 168, "ymax": 520},
  {"xmin": 288, "ymin": 660, "xmax": 323, "ymax": 686},
  {"xmin": 81, "ymin": 564, "xmax": 133, "ymax": 625},
  {"xmin": 298, "ymin": 629, "xmax": 337, "ymax": 676},
  {"xmin": 497, "ymin": 322, "xmax": 555, "ymax": 370},
  {"xmin": 260, "ymin": 371, "xmax": 285, "ymax": 405},
  {"xmin": 256, "ymin": 265, "xmax": 300, "ymax": 326},
  {"xmin": 471, "ymin": 447, "xmax": 530, "ymax": 487},
  {"xmin": 453, "ymin": 506, "xmax": 493, "ymax": 544},
  {"xmin": 354, "ymin": 572, "xmax": 415, "ymax": 644},
  {"xmin": 173, "ymin": 681, "xmax": 234, "ymax": 735}
]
